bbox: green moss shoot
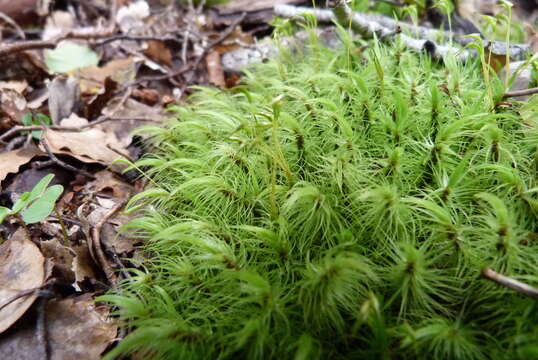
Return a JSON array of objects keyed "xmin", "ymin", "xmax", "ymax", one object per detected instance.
[{"xmin": 101, "ymin": 30, "xmax": 538, "ymax": 359}]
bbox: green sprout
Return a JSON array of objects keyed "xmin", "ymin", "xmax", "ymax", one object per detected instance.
[{"xmin": 0, "ymin": 174, "xmax": 63, "ymax": 225}]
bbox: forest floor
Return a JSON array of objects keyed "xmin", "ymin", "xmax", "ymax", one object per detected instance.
[{"xmin": 0, "ymin": 0, "xmax": 536, "ymax": 358}]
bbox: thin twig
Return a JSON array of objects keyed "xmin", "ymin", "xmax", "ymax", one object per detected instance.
[
  {"xmin": 0, "ymin": 11, "xmax": 25, "ymax": 39},
  {"xmin": 91, "ymin": 201, "xmax": 125, "ymax": 284},
  {"xmin": 0, "ymin": 116, "xmax": 156, "ymax": 144},
  {"xmin": 35, "ymin": 291, "xmax": 53, "ymax": 360},
  {"xmin": 40, "ymin": 135, "xmax": 96, "ymax": 180},
  {"xmin": 95, "ymin": 34, "xmax": 184, "ymax": 46},
  {"xmin": 482, "ymin": 267, "xmax": 538, "ymax": 299},
  {"xmin": 503, "ymin": 87, "xmax": 538, "ymax": 99},
  {"xmin": 0, "ymin": 288, "xmax": 38, "ymax": 312},
  {"xmin": 0, "ymin": 0, "xmax": 118, "ymax": 56}
]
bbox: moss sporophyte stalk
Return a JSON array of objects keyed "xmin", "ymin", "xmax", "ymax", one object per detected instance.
[{"xmin": 101, "ymin": 31, "xmax": 538, "ymax": 359}]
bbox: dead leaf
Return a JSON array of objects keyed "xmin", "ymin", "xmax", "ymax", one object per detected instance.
[
  {"xmin": 0, "ymin": 296, "xmax": 117, "ymax": 360},
  {"xmin": 0, "ymin": 145, "xmax": 45, "ymax": 184},
  {"xmin": 47, "ymin": 75, "xmax": 81, "ymax": 124},
  {"xmin": 77, "ymin": 58, "xmax": 137, "ymax": 94},
  {"xmin": 86, "ymin": 170, "xmax": 133, "ymax": 200},
  {"xmin": 85, "ymin": 77, "xmax": 119, "ymax": 121},
  {"xmin": 0, "ymin": 88, "xmax": 28, "ymax": 122},
  {"xmin": 40, "ymin": 239, "xmax": 76, "ymax": 285},
  {"xmin": 101, "ymin": 98, "xmax": 167, "ymax": 147},
  {"xmin": 0, "ymin": 229, "xmax": 46, "ymax": 334},
  {"xmin": 71, "ymin": 244, "xmax": 98, "ymax": 290},
  {"xmin": 0, "ymin": 81, "xmax": 28, "ymax": 94},
  {"xmin": 144, "ymin": 40, "xmax": 173, "ymax": 67},
  {"xmin": 132, "ymin": 88, "xmax": 160, "ymax": 106},
  {"xmin": 206, "ymin": 51, "xmax": 226, "ymax": 87},
  {"xmin": 41, "ymin": 121, "xmax": 127, "ymax": 165}
]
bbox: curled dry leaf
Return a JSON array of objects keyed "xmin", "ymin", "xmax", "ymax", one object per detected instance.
[
  {"xmin": 0, "ymin": 229, "xmax": 46, "ymax": 334},
  {"xmin": 0, "ymin": 145, "xmax": 45, "ymax": 184},
  {"xmin": 0, "ymin": 296, "xmax": 117, "ymax": 360}
]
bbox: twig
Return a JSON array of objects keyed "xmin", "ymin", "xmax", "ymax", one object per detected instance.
[
  {"xmin": 482, "ymin": 267, "xmax": 538, "ymax": 299},
  {"xmin": 91, "ymin": 201, "xmax": 125, "ymax": 284},
  {"xmin": 0, "ymin": 116, "xmax": 156, "ymax": 144},
  {"xmin": 0, "ymin": 11, "xmax": 25, "ymax": 39},
  {"xmin": 503, "ymin": 87, "xmax": 538, "ymax": 99},
  {"xmin": 0, "ymin": 0, "xmax": 118, "ymax": 56},
  {"xmin": 0, "ymin": 288, "xmax": 39, "ymax": 312},
  {"xmin": 95, "ymin": 34, "xmax": 184, "ymax": 46},
  {"xmin": 274, "ymin": 3, "xmax": 529, "ymax": 61},
  {"xmin": 40, "ymin": 135, "xmax": 96, "ymax": 180},
  {"xmin": 35, "ymin": 291, "xmax": 53, "ymax": 360}
]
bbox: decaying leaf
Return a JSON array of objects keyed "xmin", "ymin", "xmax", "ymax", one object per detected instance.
[
  {"xmin": 101, "ymin": 98, "xmax": 167, "ymax": 147},
  {"xmin": 41, "ymin": 117, "xmax": 127, "ymax": 165},
  {"xmin": 77, "ymin": 57, "xmax": 137, "ymax": 94},
  {"xmin": 144, "ymin": 40, "xmax": 173, "ymax": 67},
  {"xmin": 0, "ymin": 88, "xmax": 28, "ymax": 122},
  {"xmin": 206, "ymin": 51, "xmax": 226, "ymax": 87},
  {"xmin": 0, "ymin": 297, "xmax": 117, "ymax": 360},
  {"xmin": 47, "ymin": 75, "xmax": 81, "ymax": 124},
  {"xmin": 0, "ymin": 145, "xmax": 45, "ymax": 184},
  {"xmin": 0, "ymin": 229, "xmax": 46, "ymax": 334}
]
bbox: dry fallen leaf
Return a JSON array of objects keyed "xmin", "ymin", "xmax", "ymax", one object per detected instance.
[
  {"xmin": 0, "ymin": 296, "xmax": 117, "ymax": 360},
  {"xmin": 206, "ymin": 51, "xmax": 226, "ymax": 88},
  {"xmin": 0, "ymin": 145, "xmax": 45, "ymax": 184},
  {"xmin": 40, "ymin": 239, "xmax": 76, "ymax": 285},
  {"xmin": 144, "ymin": 40, "xmax": 173, "ymax": 67},
  {"xmin": 0, "ymin": 80, "xmax": 28, "ymax": 94},
  {"xmin": 41, "ymin": 117, "xmax": 127, "ymax": 165},
  {"xmin": 101, "ymin": 98, "xmax": 167, "ymax": 147},
  {"xmin": 0, "ymin": 229, "xmax": 46, "ymax": 334},
  {"xmin": 0, "ymin": 88, "xmax": 28, "ymax": 122},
  {"xmin": 77, "ymin": 57, "xmax": 137, "ymax": 94},
  {"xmin": 47, "ymin": 75, "xmax": 81, "ymax": 124}
]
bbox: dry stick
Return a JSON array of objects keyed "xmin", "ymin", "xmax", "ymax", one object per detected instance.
[
  {"xmin": 274, "ymin": 3, "xmax": 529, "ymax": 61},
  {"xmin": 40, "ymin": 134, "xmax": 96, "ymax": 180},
  {"xmin": 482, "ymin": 267, "xmax": 538, "ymax": 300},
  {"xmin": 503, "ymin": 87, "xmax": 538, "ymax": 99},
  {"xmin": 0, "ymin": 11, "xmax": 26, "ymax": 39},
  {"xmin": 35, "ymin": 294, "xmax": 52, "ymax": 360},
  {"xmin": 0, "ymin": 0, "xmax": 118, "ymax": 56},
  {"xmin": 91, "ymin": 201, "xmax": 125, "ymax": 284},
  {"xmin": 0, "ymin": 116, "xmax": 155, "ymax": 144},
  {"xmin": 95, "ymin": 34, "xmax": 184, "ymax": 46}
]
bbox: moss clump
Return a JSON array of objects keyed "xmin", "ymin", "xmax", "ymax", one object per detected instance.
[{"xmin": 103, "ymin": 33, "xmax": 538, "ymax": 359}]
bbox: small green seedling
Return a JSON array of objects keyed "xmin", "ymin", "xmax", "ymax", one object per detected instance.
[
  {"xmin": 21, "ymin": 113, "xmax": 52, "ymax": 140},
  {"xmin": 0, "ymin": 174, "xmax": 63, "ymax": 225}
]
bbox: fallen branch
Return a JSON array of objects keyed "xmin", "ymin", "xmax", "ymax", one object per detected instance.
[
  {"xmin": 274, "ymin": 3, "xmax": 529, "ymax": 61},
  {"xmin": 482, "ymin": 267, "xmax": 538, "ymax": 299},
  {"xmin": 0, "ymin": 0, "xmax": 118, "ymax": 56},
  {"xmin": 503, "ymin": 87, "xmax": 538, "ymax": 99}
]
